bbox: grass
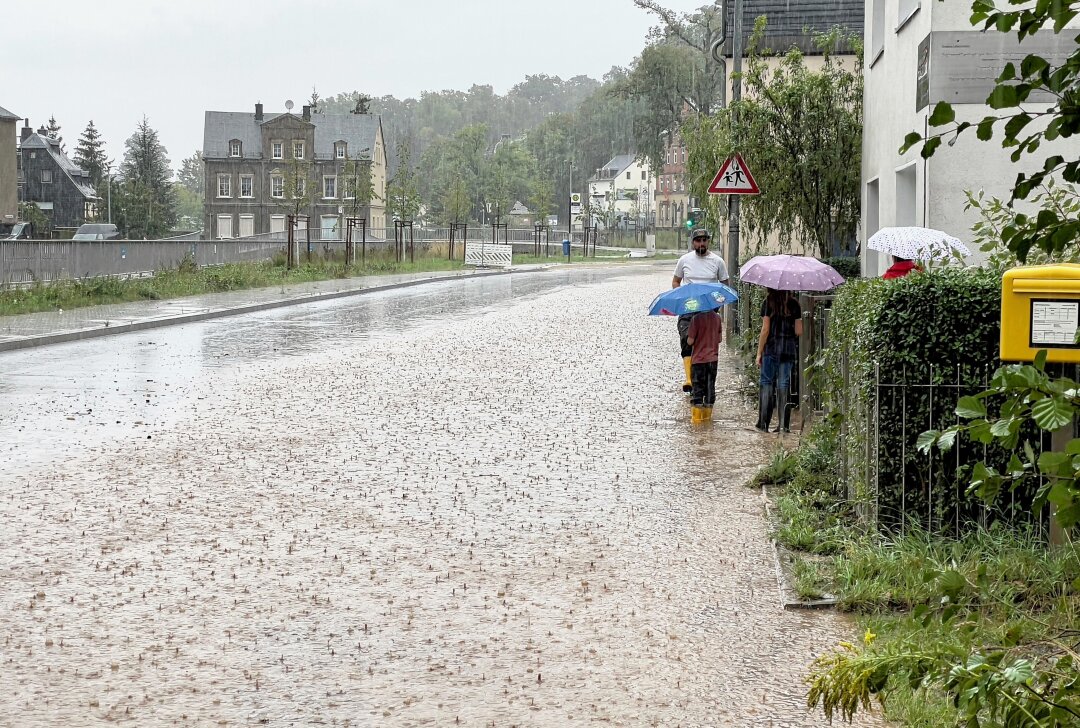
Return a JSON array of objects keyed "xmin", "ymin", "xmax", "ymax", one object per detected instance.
[
  {"xmin": 756, "ymin": 418, "xmax": 1080, "ymax": 727},
  {"xmin": 0, "ymin": 248, "xmax": 652, "ymax": 318}
]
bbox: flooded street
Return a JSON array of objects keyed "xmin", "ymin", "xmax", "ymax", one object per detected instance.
[{"xmin": 0, "ymin": 267, "xmax": 877, "ymax": 726}]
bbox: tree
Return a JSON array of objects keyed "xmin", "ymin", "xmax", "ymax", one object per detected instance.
[
  {"xmin": 386, "ymin": 140, "xmax": 421, "ymax": 222},
  {"xmin": 174, "ymin": 151, "xmax": 204, "ymax": 231},
  {"xmin": 73, "ymin": 120, "xmax": 108, "ymax": 185},
  {"xmin": 352, "ymin": 94, "xmax": 372, "ymax": 115},
  {"xmin": 46, "ymin": 114, "xmax": 64, "ymax": 150},
  {"xmin": 341, "ymin": 150, "xmax": 376, "ymax": 223},
  {"xmin": 308, "ymin": 86, "xmax": 321, "ymax": 114},
  {"xmin": 115, "ymin": 116, "xmax": 177, "ymax": 239},
  {"xmin": 683, "ymin": 23, "xmax": 863, "ymax": 257},
  {"xmin": 441, "ymin": 177, "xmax": 471, "ymax": 225},
  {"xmin": 530, "ymin": 177, "xmax": 554, "ymax": 227},
  {"xmin": 177, "ymin": 151, "xmax": 203, "ymax": 196}
]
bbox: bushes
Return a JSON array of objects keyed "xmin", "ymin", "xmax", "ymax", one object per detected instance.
[
  {"xmin": 822, "ymin": 268, "xmax": 1026, "ymax": 532},
  {"xmin": 824, "ymin": 255, "xmax": 860, "ymax": 281}
]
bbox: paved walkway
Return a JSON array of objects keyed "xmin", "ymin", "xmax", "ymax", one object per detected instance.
[{"xmin": 0, "ymin": 266, "xmax": 558, "ymax": 351}]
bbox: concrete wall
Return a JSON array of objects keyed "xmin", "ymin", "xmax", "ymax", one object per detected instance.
[
  {"xmin": 861, "ymin": 0, "xmax": 1080, "ymax": 276},
  {"xmin": 0, "ymin": 119, "xmax": 15, "ymax": 224}
]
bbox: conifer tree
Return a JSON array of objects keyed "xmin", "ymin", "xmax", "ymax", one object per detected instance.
[{"xmin": 73, "ymin": 120, "xmax": 109, "ymax": 185}]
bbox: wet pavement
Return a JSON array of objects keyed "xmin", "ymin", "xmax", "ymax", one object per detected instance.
[{"xmin": 0, "ymin": 266, "xmax": 881, "ymax": 726}]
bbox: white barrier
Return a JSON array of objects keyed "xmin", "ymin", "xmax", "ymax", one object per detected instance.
[{"xmin": 464, "ymin": 242, "xmax": 513, "ymax": 269}]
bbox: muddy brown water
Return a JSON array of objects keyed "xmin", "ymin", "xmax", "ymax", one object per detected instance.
[{"xmin": 0, "ymin": 267, "xmax": 881, "ymax": 726}]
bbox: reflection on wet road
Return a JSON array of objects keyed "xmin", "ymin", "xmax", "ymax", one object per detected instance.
[{"xmin": 0, "ymin": 266, "xmax": 879, "ymax": 725}]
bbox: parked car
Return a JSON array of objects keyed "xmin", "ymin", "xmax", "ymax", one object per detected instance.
[
  {"xmin": 71, "ymin": 223, "xmax": 121, "ymax": 241},
  {"xmin": 0, "ymin": 221, "xmax": 34, "ymax": 240}
]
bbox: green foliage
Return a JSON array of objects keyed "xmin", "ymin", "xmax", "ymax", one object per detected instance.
[
  {"xmin": 387, "ymin": 140, "xmax": 422, "ymax": 223},
  {"xmin": 823, "ymin": 269, "xmax": 1014, "ymax": 532},
  {"xmin": 72, "ymin": 120, "xmax": 109, "ymax": 186},
  {"xmin": 823, "ymin": 256, "xmax": 860, "ymax": 281},
  {"xmin": 965, "ymin": 181, "xmax": 1080, "ymax": 269},
  {"xmin": 902, "ymin": 0, "xmax": 1080, "ymax": 264},
  {"xmin": 683, "ymin": 22, "xmax": 862, "ymax": 257},
  {"xmin": 19, "ymin": 202, "xmax": 50, "ymax": 235},
  {"xmin": 807, "ymin": 527, "xmax": 1080, "ymax": 726},
  {"xmin": 115, "ymin": 116, "xmax": 178, "ymax": 238}
]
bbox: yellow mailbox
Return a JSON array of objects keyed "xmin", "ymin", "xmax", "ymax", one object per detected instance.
[{"xmin": 1001, "ymin": 263, "xmax": 1080, "ymax": 363}]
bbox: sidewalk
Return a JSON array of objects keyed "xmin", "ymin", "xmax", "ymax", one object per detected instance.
[{"xmin": 0, "ymin": 266, "xmax": 549, "ymax": 352}]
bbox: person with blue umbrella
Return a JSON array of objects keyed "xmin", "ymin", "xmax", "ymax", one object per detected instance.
[
  {"xmin": 671, "ymin": 229, "xmax": 730, "ymax": 393},
  {"xmin": 648, "ymin": 280, "xmax": 738, "ymax": 423}
]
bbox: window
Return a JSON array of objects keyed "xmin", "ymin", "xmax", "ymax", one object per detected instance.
[
  {"xmin": 41, "ymin": 169, "xmax": 53, "ymax": 184},
  {"xmin": 897, "ymin": 0, "xmax": 920, "ymax": 30},
  {"xmin": 239, "ymin": 175, "xmax": 253, "ymax": 198},
  {"xmin": 272, "ymin": 141, "xmax": 283, "ymax": 159},
  {"xmin": 217, "ymin": 174, "xmax": 231, "ymax": 198},
  {"xmin": 342, "ymin": 177, "xmax": 355, "ymax": 199},
  {"xmin": 230, "ymin": 141, "xmax": 242, "ymax": 157},
  {"xmin": 323, "ymin": 176, "xmax": 336, "ymax": 198},
  {"xmin": 238, "ymin": 214, "xmax": 254, "ymax": 238},
  {"xmin": 293, "ymin": 141, "xmax": 304, "ymax": 159},
  {"xmin": 865, "ymin": 178, "xmax": 881, "ymax": 276},
  {"xmin": 626, "ymin": 171, "xmax": 631, "ymax": 180},
  {"xmin": 895, "ymin": 164, "xmax": 917, "ymax": 227},
  {"xmin": 270, "ymin": 215, "xmax": 286, "ymax": 234},
  {"xmin": 871, "ymin": 0, "xmax": 886, "ymax": 63},
  {"xmin": 336, "ymin": 143, "xmax": 346, "ymax": 159},
  {"xmin": 294, "ymin": 177, "xmax": 306, "ymax": 198},
  {"xmin": 270, "ymin": 175, "xmax": 284, "ymax": 198},
  {"xmin": 321, "ymin": 215, "xmax": 341, "ymax": 240},
  {"xmin": 642, "ymin": 171, "xmax": 647, "ymax": 180},
  {"xmin": 216, "ymin": 214, "xmax": 233, "ymax": 239}
]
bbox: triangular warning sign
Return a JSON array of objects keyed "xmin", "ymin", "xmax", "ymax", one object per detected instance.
[{"xmin": 707, "ymin": 153, "xmax": 760, "ymax": 195}]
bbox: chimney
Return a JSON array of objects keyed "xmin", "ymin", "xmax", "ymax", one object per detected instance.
[
  {"xmin": 20, "ymin": 118, "xmax": 31, "ymax": 142},
  {"xmin": 255, "ymin": 102, "xmax": 263, "ymax": 121},
  {"xmin": 302, "ymin": 105, "xmax": 311, "ymax": 121}
]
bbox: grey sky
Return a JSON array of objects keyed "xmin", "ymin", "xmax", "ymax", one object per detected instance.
[{"xmin": 4, "ymin": 0, "xmax": 706, "ymax": 172}]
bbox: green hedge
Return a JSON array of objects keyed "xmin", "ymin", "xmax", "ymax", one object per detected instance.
[
  {"xmin": 822, "ymin": 268, "xmax": 1035, "ymax": 533},
  {"xmin": 823, "ymin": 256, "xmax": 860, "ymax": 281}
]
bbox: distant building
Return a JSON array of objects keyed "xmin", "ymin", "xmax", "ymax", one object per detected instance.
[
  {"xmin": 202, "ymin": 103, "xmax": 388, "ymax": 240},
  {"xmin": 17, "ymin": 119, "xmax": 97, "ymax": 230},
  {"xmin": 586, "ymin": 154, "xmax": 653, "ymax": 231},
  {"xmin": 0, "ymin": 104, "xmax": 17, "ymax": 226},
  {"xmin": 655, "ymin": 130, "xmax": 690, "ymax": 230},
  {"xmin": 861, "ymin": 0, "xmax": 1080, "ymax": 274}
]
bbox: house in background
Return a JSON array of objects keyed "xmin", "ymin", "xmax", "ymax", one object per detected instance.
[
  {"xmin": 586, "ymin": 154, "xmax": 653, "ymax": 231},
  {"xmin": 202, "ymin": 103, "xmax": 387, "ymax": 240},
  {"xmin": 656, "ymin": 131, "xmax": 690, "ymax": 231},
  {"xmin": 861, "ymin": 0, "xmax": 1080, "ymax": 275},
  {"xmin": 0, "ymin": 104, "xmax": 18, "ymax": 227},
  {"xmin": 17, "ymin": 119, "xmax": 97, "ymax": 231}
]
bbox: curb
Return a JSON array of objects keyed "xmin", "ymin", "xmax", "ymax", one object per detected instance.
[
  {"xmin": 0, "ymin": 266, "xmax": 552, "ymax": 353},
  {"xmin": 760, "ymin": 484, "xmax": 839, "ymax": 611}
]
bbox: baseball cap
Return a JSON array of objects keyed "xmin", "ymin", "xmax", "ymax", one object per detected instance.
[{"xmin": 691, "ymin": 229, "xmax": 711, "ymax": 240}]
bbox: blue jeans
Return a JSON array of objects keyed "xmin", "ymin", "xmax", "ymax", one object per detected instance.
[{"xmin": 760, "ymin": 355, "xmax": 793, "ymax": 402}]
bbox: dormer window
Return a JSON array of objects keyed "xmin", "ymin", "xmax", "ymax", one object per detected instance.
[
  {"xmin": 229, "ymin": 140, "xmax": 242, "ymax": 157},
  {"xmin": 336, "ymin": 142, "xmax": 346, "ymax": 159}
]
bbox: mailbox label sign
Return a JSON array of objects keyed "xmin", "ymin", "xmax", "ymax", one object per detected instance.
[{"xmin": 1030, "ymin": 299, "xmax": 1080, "ymax": 348}]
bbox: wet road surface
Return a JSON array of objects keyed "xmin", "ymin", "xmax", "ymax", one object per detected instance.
[{"xmin": 0, "ymin": 267, "xmax": 880, "ymax": 726}]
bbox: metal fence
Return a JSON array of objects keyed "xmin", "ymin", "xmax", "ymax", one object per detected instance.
[{"xmin": 0, "ymin": 239, "xmax": 286, "ymax": 286}]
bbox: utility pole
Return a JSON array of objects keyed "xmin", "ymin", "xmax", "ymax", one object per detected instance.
[{"xmin": 729, "ymin": 0, "xmax": 743, "ymax": 284}]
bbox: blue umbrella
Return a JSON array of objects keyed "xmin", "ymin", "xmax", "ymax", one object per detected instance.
[{"xmin": 648, "ymin": 282, "xmax": 739, "ymax": 316}]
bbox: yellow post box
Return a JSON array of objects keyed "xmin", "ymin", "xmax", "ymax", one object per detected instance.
[{"xmin": 1001, "ymin": 263, "xmax": 1080, "ymax": 363}]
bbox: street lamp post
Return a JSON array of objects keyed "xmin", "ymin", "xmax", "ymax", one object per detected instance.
[{"xmin": 107, "ymin": 164, "xmax": 113, "ymax": 223}]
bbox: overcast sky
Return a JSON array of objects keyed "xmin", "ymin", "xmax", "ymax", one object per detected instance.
[{"xmin": 3, "ymin": 0, "xmax": 707, "ymax": 172}]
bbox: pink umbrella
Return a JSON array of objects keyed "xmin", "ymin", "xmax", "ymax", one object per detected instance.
[{"xmin": 739, "ymin": 254, "xmax": 845, "ymax": 292}]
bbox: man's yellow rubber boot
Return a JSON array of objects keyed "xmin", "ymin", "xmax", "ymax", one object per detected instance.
[
  {"xmin": 691, "ymin": 406, "xmax": 706, "ymax": 424},
  {"xmin": 682, "ymin": 357, "xmax": 693, "ymax": 393},
  {"xmin": 704, "ymin": 406, "xmax": 713, "ymax": 421}
]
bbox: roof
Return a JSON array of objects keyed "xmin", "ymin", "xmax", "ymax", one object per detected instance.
[
  {"xmin": 203, "ymin": 111, "xmax": 382, "ymax": 160},
  {"xmin": 726, "ymin": 0, "xmax": 864, "ymax": 54},
  {"xmin": 589, "ymin": 154, "xmax": 638, "ymax": 181},
  {"xmin": 20, "ymin": 132, "xmax": 96, "ymax": 199},
  {"xmin": 0, "ymin": 104, "xmax": 18, "ymax": 121}
]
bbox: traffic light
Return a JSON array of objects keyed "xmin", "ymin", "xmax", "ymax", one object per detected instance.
[{"xmin": 685, "ymin": 207, "xmax": 702, "ymax": 231}]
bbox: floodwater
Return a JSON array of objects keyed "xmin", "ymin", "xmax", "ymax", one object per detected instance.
[{"xmin": 0, "ymin": 267, "xmax": 880, "ymax": 726}]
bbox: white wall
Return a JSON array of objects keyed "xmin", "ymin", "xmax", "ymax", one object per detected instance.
[{"xmin": 862, "ymin": 0, "xmax": 1080, "ymax": 275}]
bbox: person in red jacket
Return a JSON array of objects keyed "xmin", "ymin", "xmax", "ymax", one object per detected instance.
[{"xmin": 882, "ymin": 256, "xmax": 922, "ymax": 279}]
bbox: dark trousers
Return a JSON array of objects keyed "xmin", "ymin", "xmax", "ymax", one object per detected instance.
[
  {"xmin": 677, "ymin": 314, "xmax": 695, "ymax": 357},
  {"xmin": 690, "ymin": 361, "xmax": 718, "ymax": 406}
]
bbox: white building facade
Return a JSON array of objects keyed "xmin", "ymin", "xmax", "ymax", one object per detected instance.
[
  {"xmin": 585, "ymin": 154, "xmax": 654, "ymax": 231},
  {"xmin": 862, "ymin": 0, "xmax": 1079, "ymax": 275}
]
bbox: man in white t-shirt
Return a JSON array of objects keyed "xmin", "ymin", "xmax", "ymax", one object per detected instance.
[{"xmin": 671, "ymin": 229, "xmax": 730, "ymax": 392}]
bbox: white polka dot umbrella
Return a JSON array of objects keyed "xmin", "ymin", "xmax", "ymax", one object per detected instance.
[{"xmin": 867, "ymin": 227, "xmax": 971, "ymax": 260}]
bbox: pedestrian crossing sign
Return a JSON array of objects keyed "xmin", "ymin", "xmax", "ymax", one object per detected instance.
[{"xmin": 707, "ymin": 154, "xmax": 760, "ymax": 195}]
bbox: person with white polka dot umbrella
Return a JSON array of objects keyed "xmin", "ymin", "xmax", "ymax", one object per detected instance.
[{"xmin": 868, "ymin": 227, "xmax": 971, "ymax": 262}]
